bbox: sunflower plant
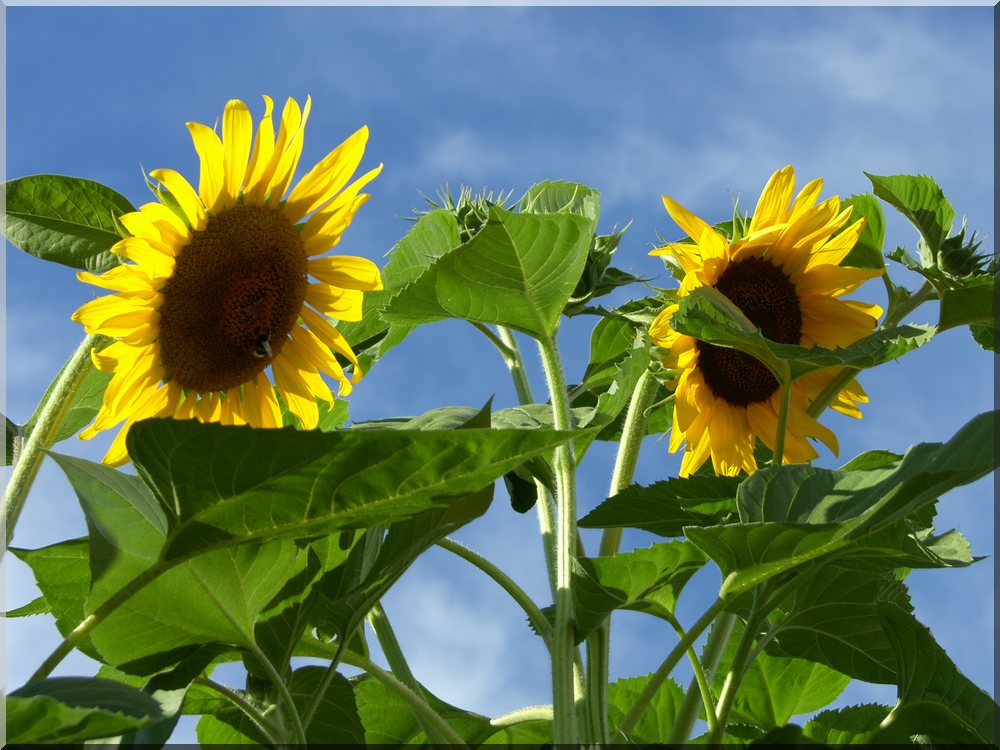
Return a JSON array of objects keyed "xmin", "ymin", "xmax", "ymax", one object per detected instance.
[{"xmin": 3, "ymin": 96, "xmax": 996, "ymax": 747}]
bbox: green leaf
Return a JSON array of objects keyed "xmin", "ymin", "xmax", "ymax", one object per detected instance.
[
  {"xmin": 195, "ymin": 709, "xmax": 268, "ymax": 745},
  {"xmin": 608, "ymin": 673, "xmax": 685, "ymax": 744},
  {"xmin": 4, "ymin": 595, "xmax": 51, "ymax": 617},
  {"xmin": 671, "ymin": 286, "xmax": 935, "ymax": 381},
  {"xmin": 7, "ymin": 677, "xmax": 165, "ymax": 743},
  {"xmin": 383, "ymin": 205, "xmax": 594, "ymax": 338},
  {"xmin": 868, "ymin": 604, "xmax": 997, "ymax": 744},
  {"xmin": 352, "ymin": 673, "xmax": 491, "ymax": 745},
  {"xmin": 289, "ymin": 666, "xmax": 364, "ymax": 744},
  {"xmin": 839, "ymin": 194, "xmax": 885, "ymax": 269},
  {"xmin": 3, "ymin": 175, "xmax": 135, "ymax": 272},
  {"xmin": 938, "ymin": 273, "xmax": 995, "ymax": 331},
  {"xmin": 10, "ymin": 538, "xmax": 100, "ymax": 658},
  {"xmin": 49, "ymin": 453, "xmax": 167, "ymax": 607},
  {"xmin": 970, "ymin": 321, "xmax": 996, "ymax": 352},
  {"xmin": 128, "ymin": 417, "xmax": 576, "ymax": 560},
  {"xmin": 767, "ymin": 564, "xmax": 912, "ymax": 684},
  {"xmin": 520, "ymin": 180, "xmax": 601, "ymax": 222},
  {"xmin": 338, "ymin": 210, "xmax": 462, "ymax": 371},
  {"xmin": 866, "ymin": 173, "xmax": 955, "ymax": 258},
  {"xmin": 711, "ymin": 620, "xmax": 850, "ymax": 728},
  {"xmin": 311, "ymin": 487, "xmax": 492, "ymax": 641},
  {"xmin": 803, "ymin": 703, "xmax": 894, "ymax": 745},
  {"xmin": 565, "ymin": 541, "xmax": 708, "ymax": 642},
  {"xmin": 23, "ymin": 335, "xmax": 114, "ymax": 445},
  {"xmin": 686, "ymin": 411, "xmax": 995, "ymax": 597},
  {"xmin": 579, "ymin": 475, "xmax": 742, "ymax": 537}
]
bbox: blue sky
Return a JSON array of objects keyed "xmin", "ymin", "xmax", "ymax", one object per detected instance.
[{"xmin": 4, "ymin": 5, "xmax": 994, "ymax": 741}]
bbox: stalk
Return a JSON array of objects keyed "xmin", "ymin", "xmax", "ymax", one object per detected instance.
[
  {"xmin": 586, "ymin": 368, "xmax": 660, "ymax": 743},
  {"xmin": 4, "ymin": 334, "xmax": 97, "ymax": 546},
  {"xmin": 537, "ymin": 333, "xmax": 579, "ymax": 745},
  {"xmin": 772, "ymin": 380, "xmax": 793, "ymax": 466}
]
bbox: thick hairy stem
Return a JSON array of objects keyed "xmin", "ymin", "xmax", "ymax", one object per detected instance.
[
  {"xmin": 537, "ymin": 334, "xmax": 580, "ymax": 746},
  {"xmin": 4, "ymin": 334, "xmax": 97, "ymax": 546},
  {"xmin": 587, "ymin": 368, "xmax": 661, "ymax": 743}
]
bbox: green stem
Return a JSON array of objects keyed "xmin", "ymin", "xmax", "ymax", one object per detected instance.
[
  {"xmin": 584, "ymin": 368, "xmax": 660, "ymax": 744},
  {"xmin": 772, "ymin": 380, "xmax": 793, "ymax": 467},
  {"xmin": 194, "ymin": 677, "xmax": 277, "ymax": 745},
  {"xmin": 613, "ymin": 597, "xmax": 728, "ymax": 744},
  {"xmin": 3, "ymin": 334, "xmax": 97, "ymax": 546},
  {"xmin": 496, "ymin": 325, "xmax": 536, "ymax": 405},
  {"xmin": 883, "ymin": 280, "xmax": 936, "ymax": 329},
  {"xmin": 490, "ymin": 704, "xmax": 554, "ymax": 727},
  {"xmin": 299, "ymin": 636, "xmax": 350, "ymax": 733},
  {"xmin": 30, "ymin": 564, "xmax": 165, "ymax": 682},
  {"xmin": 368, "ymin": 603, "xmax": 455, "ymax": 748},
  {"xmin": 707, "ymin": 613, "xmax": 758, "ymax": 745},
  {"xmin": 666, "ymin": 611, "xmax": 736, "ymax": 745},
  {"xmin": 246, "ymin": 641, "xmax": 307, "ymax": 747},
  {"xmin": 302, "ymin": 635, "xmax": 469, "ymax": 748},
  {"xmin": 471, "ymin": 321, "xmax": 517, "ymax": 362},
  {"xmin": 437, "ymin": 538, "xmax": 552, "ymax": 646},
  {"xmin": 496, "ymin": 325, "xmax": 559, "ymax": 601},
  {"xmin": 537, "ymin": 333, "xmax": 579, "ymax": 746}
]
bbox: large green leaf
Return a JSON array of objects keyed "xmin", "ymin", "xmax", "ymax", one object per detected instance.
[
  {"xmin": 839, "ymin": 194, "xmax": 885, "ymax": 270},
  {"xmin": 766, "ymin": 564, "xmax": 912, "ymax": 684},
  {"xmin": 710, "ymin": 619, "xmax": 850, "ymax": 728},
  {"xmin": 9, "ymin": 538, "xmax": 100, "ymax": 658},
  {"xmin": 127, "ymin": 417, "xmax": 576, "ymax": 560},
  {"xmin": 554, "ymin": 541, "xmax": 708, "ymax": 643},
  {"xmin": 686, "ymin": 411, "xmax": 994, "ymax": 597},
  {"xmin": 579, "ymin": 476, "xmax": 742, "ymax": 537},
  {"xmin": 608, "ymin": 673, "xmax": 685, "ymax": 744},
  {"xmin": 865, "ymin": 173, "xmax": 954, "ymax": 259},
  {"xmin": 3, "ymin": 174, "xmax": 134, "ymax": 272},
  {"xmin": 337, "ymin": 210, "xmax": 462, "ymax": 370},
  {"xmin": 7, "ymin": 677, "xmax": 164, "ymax": 743},
  {"xmin": 802, "ymin": 703, "xmax": 894, "ymax": 745},
  {"xmin": 383, "ymin": 205, "xmax": 594, "ymax": 338},
  {"xmin": 938, "ymin": 273, "xmax": 995, "ymax": 331},
  {"xmin": 519, "ymin": 180, "xmax": 600, "ymax": 222},
  {"xmin": 310, "ymin": 487, "xmax": 492, "ymax": 642},
  {"xmin": 670, "ymin": 286, "xmax": 936, "ymax": 382},
  {"xmin": 868, "ymin": 604, "xmax": 997, "ymax": 744},
  {"xmin": 289, "ymin": 666, "xmax": 365, "ymax": 744}
]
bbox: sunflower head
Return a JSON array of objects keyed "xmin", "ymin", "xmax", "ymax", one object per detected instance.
[
  {"xmin": 72, "ymin": 95, "xmax": 384, "ymax": 465},
  {"xmin": 649, "ymin": 165, "xmax": 884, "ymax": 477}
]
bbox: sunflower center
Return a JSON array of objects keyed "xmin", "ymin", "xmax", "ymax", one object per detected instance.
[
  {"xmin": 158, "ymin": 204, "xmax": 308, "ymax": 392},
  {"xmin": 696, "ymin": 256, "xmax": 802, "ymax": 407}
]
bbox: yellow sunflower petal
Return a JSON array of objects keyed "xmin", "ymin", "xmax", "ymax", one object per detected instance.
[
  {"xmin": 299, "ymin": 306, "xmax": 362, "ymax": 374},
  {"xmin": 661, "ymin": 194, "xmax": 720, "ymax": 253},
  {"xmin": 77, "ymin": 265, "xmax": 155, "ymax": 294},
  {"xmin": 221, "ymin": 99, "xmax": 253, "ymax": 208},
  {"xmin": 111, "ymin": 238, "xmax": 176, "ymax": 278},
  {"xmin": 749, "ymin": 165, "xmax": 795, "ymax": 233},
  {"xmin": 305, "ymin": 284, "xmax": 364, "ymax": 322},
  {"xmin": 268, "ymin": 95, "xmax": 313, "ymax": 202},
  {"xmin": 802, "ymin": 218, "xmax": 867, "ymax": 270},
  {"xmin": 307, "ymin": 255, "xmax": 383, "ymax": 292},
  {"xmin": 289, "ymin": 325, "xmax": 353, "ymax": 393},
  {"xmin": 72, "ymin": 292, "xmax": 159, "ymax": 334},
  {"xmin": 271, "ymin": 355, "xmax": 320, "ymax": 429},
  {"xmin": 244, "ymin": 95, "xmax": 276, "ymax": 203},
  {"xmin": 186, "ymin": 121, "xmax": 225, "ymax": 213},
  {"xmin": 794, "ymin": 264, "xmax": 883, "ymax": 297},
  {"xmin": 787, "ymin": 177, "xmax": 824, "ymax": 222},
  {"xmin": 801, "ymin": 296, "xmax": 881, "ymax": 348},
  {"xmin": 149, "ymin": 168, "xmax": 207, "ymax": 229},
  {"xmin": 300, "ymin": 165, "xmax": 382, "ymax": 254},
  {"xmin": 284, "ymin": 125, "xmax": 370, "ymax": 222}
]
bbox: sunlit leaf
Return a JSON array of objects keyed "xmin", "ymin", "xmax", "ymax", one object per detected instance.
[
  {"xmin": 608, "ymin": 673, "xmax": 685, "ymax": 744},
  {"xmin": 3, "ymin": 174, "xmax": 134, "ymax": 271},
  {"xmin": 868, "ymin": 604, "xmax": 997, "ymax": 744},
  {"xmin": 7, "ymin": 677, "xmax": 164, "ymax": 743},
  {"xmin": 289, "ymin": 667, "xmax": 364, "ymax": 744},
  {"xmin": 579, "ymin": 476, "xmax": 742, "ymax": 537},
  {"xmin": 839, "ymin": 194, "xmax": 885, "ymax": 270},
  {"xmin": 803, "ymin": 703, "xmax": 894, "ymax": 744},
  {"xmin": 866, "ymin": 173, "xmax": 954, "ymax": 258},
  {"xmin": 383, "ymin": 205, "xmax": 593, "ymax": 338}
]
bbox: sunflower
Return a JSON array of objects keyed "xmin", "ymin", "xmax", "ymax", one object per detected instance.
[
  {"xmin": 72, "ymin": 96, "xmax": 383, "ymax": 465},
  {"xmin": 649, "ymin": 165, "xmax": 883, "ymax": 477}
]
